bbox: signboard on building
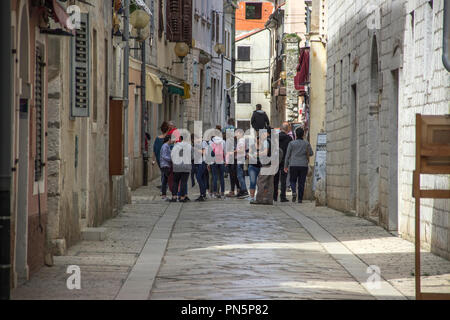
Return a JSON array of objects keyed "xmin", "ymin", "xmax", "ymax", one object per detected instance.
[{"xmin": 312, "ymin": 133, "xmax": 326, "ymax": 191}]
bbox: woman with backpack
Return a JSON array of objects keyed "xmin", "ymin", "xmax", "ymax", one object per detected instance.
[{"xmin": 210, "ymin": 135, "xmax": 226, "ymax": 199}]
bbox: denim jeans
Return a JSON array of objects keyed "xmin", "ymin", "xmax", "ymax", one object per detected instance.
[
  {"xmin": 289, "ymin": 166, "xmax": 308, "ymax": 202},
  {"xmin": 195, "ymin": 163, "xmax": 207, "ymax": 197},
  {"xmin": 237, "ymin": 164, "xmax": 248, "ymax": 192},
  {"xmin": 161, "ymin": 167, "xmax": 171, "ymax": 196},
  {"xmin": 248, "ymin": 165, "xmax": 261, "ymax": 190},
  {"xmin": 212, "ymin": 163, "xmax": 225, "ymax": 194},
  {"xmin": 172, "ymin": 172, "xmax": 189, "ymax": 197}
]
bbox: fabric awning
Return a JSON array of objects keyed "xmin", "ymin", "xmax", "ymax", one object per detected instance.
[
  {"xmin": 295, "ymin": 47, "xmax": 310, "ymax": 95},
  {"xmin": 52, "ymin": 0, "xmax": 75, "ymax": 34},
  {"xmin": 146, "ymin": 72, "xmax": 163, "ymax": 104}
]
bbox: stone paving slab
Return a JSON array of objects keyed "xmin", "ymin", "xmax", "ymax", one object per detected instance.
[
  {"xmin": 293, "ymin": 203, "xmax": 450, "ymax": 299},
  {"xmin": 149, "ymin": 199, "xmax": 374, "ymax": 300},
  {"xmin": 11, "ymin": 179, "xmax": 166, "ymax": 300}
]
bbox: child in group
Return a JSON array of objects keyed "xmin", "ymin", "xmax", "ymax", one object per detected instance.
[{"xmin": 159, "ymin": 135, "xmax": 173, "ymax": 200}]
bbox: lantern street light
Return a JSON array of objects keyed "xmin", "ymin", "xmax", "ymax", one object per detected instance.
[
  {"xmin": 173, "ymin": 42, "xmax": 190, "ymax": 64},
  {"xmin": 129, "ymin": 9, "xmax": 150, "ymax": 42}
]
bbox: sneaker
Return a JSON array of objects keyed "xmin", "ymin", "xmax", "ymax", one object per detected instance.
[
  {"xmin": 246, "ymin": 196, "xmax": 254, "ymax": 201},
  {"xmin": 280, "ymin": 198, "xmax": 289, "ymax": 203},
  {"xmin": 185, "ymin": 196, "xmax": 191, "ymax": 202},
  {"xmin": 226, "ymin": 192, "xmax": 235, "ymax": 197},
  {"xmin": 292, "ymin": 194, "xmax": 297, "ymax": 203},
  {"xmin": 179, "ymin": 198, "xmax": 188, "ymax": 203},
  {"xmin": 169, "ymin": 198, "xmax": 177, "ymax": 202},
  {"xmin": 237, "ymin": 192, "xmax": 249, "ymax": 199},
  {"xmin": 195, "ymin": 196, "xmax": 206, "ymax": 202}
]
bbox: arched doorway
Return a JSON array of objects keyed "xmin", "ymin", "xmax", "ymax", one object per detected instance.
[
  {"xmin": 368, "ymin": 36, "xmax": 381, "ymax": 219},
  {"xmin": 15, "ymin": 1, "xmax": 30, "ymax": 282}
]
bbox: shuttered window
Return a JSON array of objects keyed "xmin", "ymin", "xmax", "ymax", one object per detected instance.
[
  {"xmin": 237, "ymin": 83, "xmax": 251, "ymax": 104},
  {"xmin": 215, "ymin": 12, "xmax": 220, "ymax": 42},
  {"xmin": 238, "ymin": 46, "xmax": 251, "ymax": 61},
  {"xmin": 166, "ymin": 0, "xmax": 192, "ymax": 43},
  {"xmin": 158, "ymin": 0, "xmax": 164, "ymax": 38},
  {"xmin": 71, "ymin": 13, "xmax": 90, "ymax": 117},
  {"xmin": 35, "ymin": 45, "xmax": 45, "ymax": 181},
  {"xmin": 211, "ymin": 10, "xmax": 215, "ymax": 40}
]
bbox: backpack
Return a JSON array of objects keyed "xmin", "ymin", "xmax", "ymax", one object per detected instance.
[{"xmin": 212, "ymin": 142, "xmax": 224, "ymax": 163}]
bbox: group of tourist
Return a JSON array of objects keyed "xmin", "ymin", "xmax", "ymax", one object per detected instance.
[{"xmin": 152, "ymin": 105, "xmax": 313, "ymax": 205}]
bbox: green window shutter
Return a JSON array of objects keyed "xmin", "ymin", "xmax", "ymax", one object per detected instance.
[
  {"xmin": 71, "ymin": 13, "xmax": 90, "ymax": 117},
  {"xmin": 35, "ymin": 45, "xmax": 45, "ymax": 181}
]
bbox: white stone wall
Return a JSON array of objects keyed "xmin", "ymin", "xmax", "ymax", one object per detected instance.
[
  {"xmin": 235, "ymin": 29, "xmax": 271, "ymax": 122},
  {"xmin": 326, "ymin": 0, "xmax": 449, "ymax": 259}
]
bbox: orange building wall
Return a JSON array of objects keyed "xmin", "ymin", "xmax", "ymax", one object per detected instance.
[{"xmin": 236, "ymin": 1, "xmax": 275, "ymax": 32}]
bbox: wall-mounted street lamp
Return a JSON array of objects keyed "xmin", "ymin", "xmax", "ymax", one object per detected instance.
[
  {"xmin": 211, "ymin": 43, "xmax": 226, "ymax": 61},
  {"xmin": 129, "ymin": 9, "xmax": 150, "ymax": 42},
  {"xmin": 172, "ymin": 42, "xmax": 190, "ymax": 64}
]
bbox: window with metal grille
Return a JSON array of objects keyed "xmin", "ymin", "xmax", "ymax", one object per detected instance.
[
  {"xmin": 238, "ymin": 46, "xmax": 250, "ymax": 61},
  {"xmin": 245, "ymin": 3, "xmax": 262, "ymax": 20},
  {"xmin": 71, "ymin": 13, "xmax": 90, "ymax": 117},
  {"xmin": 35, "ymin": 45, "xmax": 45, "ymax": 181},
  {"xmin": 237, "ymin": 83, "xmax": 251, "ymax": 104}
]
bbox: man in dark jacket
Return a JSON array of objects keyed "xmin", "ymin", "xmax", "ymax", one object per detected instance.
[
  {"xmin": 273, "ymin": 122, "xmax": 293, "ymax": 202},
  {"xmin": 251, "ymin": 104, "xmax": 270, "ymax": 131}
]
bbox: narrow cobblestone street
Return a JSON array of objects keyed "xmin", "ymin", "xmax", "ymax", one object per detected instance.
[{"xmin": 11, "ymin": 178, "xmax": 450, "ymax": 300}]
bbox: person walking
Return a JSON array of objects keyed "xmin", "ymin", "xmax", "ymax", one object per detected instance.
[
  {"xmin": 250, "ymin": 130, "xmax": 273, "ymax": 205},
  {"xmin": 210, "ymin": 135, "xmax": 226, "ymax": 199},
  {"xmin": 247, "ymin": 134, "xmax": 265, "ymax": 201},
  {"xmin": 284, "ymin": 127, "xmax": 314, "ymax": 203},
  {"xmin": 250, "ymin": 104, "xmax": 270, "ymax": 131},
  {"xmin": 171, "ymin": 138, "xmax": 192, "ymax": 203},
  {"xmin": 159, "ymin": 135, "xmax": 173, "ymax": 200},
  {"xmin": 235, "ymin": 129, "xmax": 249, "ymax": 199},
  {"xmin": 226, "ymin": 134, "xmax": 240, "ymax": 197},
  {"xmin": 194, "ymin": 134, "xmax": 208, "ymax": 201},
  {"xmin": 153, "ymin": 122, "xmax": 169, "ymax": 189},
  {"xmin": 274, "ymin": 122, "xmax": 293, "ymax": 202}
]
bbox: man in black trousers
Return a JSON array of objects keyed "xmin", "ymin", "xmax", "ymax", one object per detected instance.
[{"xmin": 274, "ymin": 122, "xmax": 292, "ymax": 202}]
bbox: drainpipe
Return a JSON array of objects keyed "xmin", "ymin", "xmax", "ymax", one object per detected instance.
[
  {"xmin": 123, "ymin": 0, "xmax": 130, "ymax": 176},
  {"xmin": 141, "ymin": 40, "xmax": 148, "ymax": 186},
  {"xmin": 443, "ymin": 0, "xmax": 450, "ymax": 72},
  {"xmin": 0, "ymin": 0, "xmax": 12, "ymax": 300}
]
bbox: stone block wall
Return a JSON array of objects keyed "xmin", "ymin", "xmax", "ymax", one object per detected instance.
[{"xmin": 326, "ymin": 0, "xmax": 449, "ymax": 259}]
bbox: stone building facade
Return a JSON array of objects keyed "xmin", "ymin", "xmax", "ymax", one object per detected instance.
[
  {"xmin": 46, "ymin": 1, "xmax": 119, "ymax": 259},
  {"xmin": 325, "ymin": 0, "xmax": 449, "ymax": 259}
]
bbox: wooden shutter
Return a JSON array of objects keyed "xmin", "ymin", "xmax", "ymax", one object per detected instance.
[
  {"xmin": 71, "ymin": 13, "xmax": 90, "ymax": 117},
  {"xmin": 35, "ymin": 45, "xmax": 45, "ymax": 181},
  {"xmin": 238, "ymin": 46, "xmax": 250, "ymax": 61},
  {"xmin": 212, "ymin": 10, "xmax": 215, "ymax": 40},
  {"xmin": 206, "ymin": 66, "xmax": 211, "ymax": 89},
  {"xmin": 193, "ymin": 60, "xmax": 198, "ymax": 86},
  {"xmin": 182, "ymin": 0, "xmax": 192, "ymax": 43},
  {"xmin": 166, "ymin": 0, "xmax": 182, "ymax": 41},
  {"xmin": 216, "ymin": 12, "xmax": 220, "ymax": 42},
  {"xmin": 237, "ymin": 83, "xmax": 251, "ymax": 104},
  {"xmin": 158, "ymin": 0, "xmax": 164, "ymax": 38},
  {"xmin": 109, "ymin": 99, "xmax": 124, "ymax": 175}
]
